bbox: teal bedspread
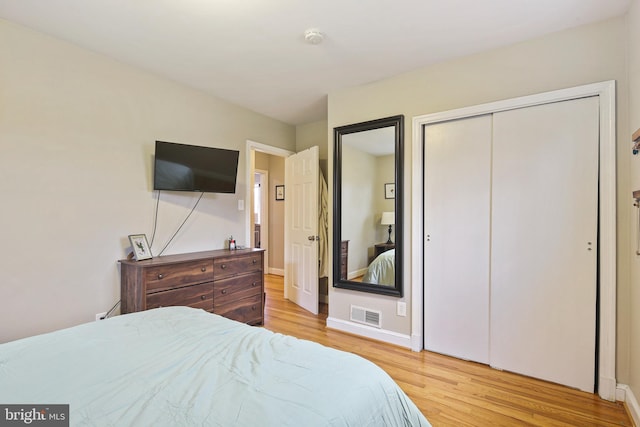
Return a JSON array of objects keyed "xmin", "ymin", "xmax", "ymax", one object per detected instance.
[{"xmin": 0, "ymin": 307, "xmax": 430, "ymax": 426}]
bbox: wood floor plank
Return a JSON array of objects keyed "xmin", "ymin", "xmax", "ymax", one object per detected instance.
[{"xmin": 261, "ymin": 275, "xmax": 632, "ymax": 426}]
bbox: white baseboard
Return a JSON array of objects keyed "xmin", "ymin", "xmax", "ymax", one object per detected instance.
[
  {"xmin": 617, "ymin": 384, "xmax": 640, "ymax": 426},
  {"xmin": 268, "ymin": 268, "xmax": 284, "ymax": 276},
  {"xmin": 326, "ymin": 316, "xmax": 411, "ymax": 348}
]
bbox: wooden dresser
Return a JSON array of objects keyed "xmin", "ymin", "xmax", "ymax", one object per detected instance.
[
  {"xmin": 374, "ymin": 242, "xmax": 395, "ymax": 258},
  {"xmin": 119, "ymin": 248, "xmax": 265, "ymax": 325},
  {"xmin": 340, "ymin": 240, "xmax": 349, "ymax": 280}
]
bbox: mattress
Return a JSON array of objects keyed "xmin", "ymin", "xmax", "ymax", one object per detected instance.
[{"xmin": 0, "ymin": 306, "xmax": 429, "ymax": 426}]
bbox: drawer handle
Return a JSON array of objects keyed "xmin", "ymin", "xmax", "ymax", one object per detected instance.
[
  {"xmin": 200, "ymin": 295, "xmax": 206, "ymax": 300},
  {"xmin": 157, "ymin": 274, "xmax": 164, "ymax": 280},
  {"xmin": 221, "ymin": 264, "xmax": 226, "ymax": 269},
  {"xmin": 221, "ymin": 289, "xmax": 227, "ymax": 294},
  {"xmin": 252, "ymin": 281, "xmax": 257, "ymax": 287},
  {"xmin": 201, "ymin": 267, "xmax": 207, "ymax": 272},
  {"xmin": 252, "ymin": 305, "xmax": 256, "ymax": 311},
  {"xmin": 252, "ymin": 259, "xmax": 257, "ymax": 264}
]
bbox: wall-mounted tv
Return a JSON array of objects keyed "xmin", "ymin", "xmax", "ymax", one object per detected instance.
[{"xmin": 153, "ymin": 140, "xmax": 239, "ymax": 193}]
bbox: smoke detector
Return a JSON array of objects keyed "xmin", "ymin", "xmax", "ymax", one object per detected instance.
[{"xmin": 304, "ymin": 28, "xmax": 324, "ymax": 45}]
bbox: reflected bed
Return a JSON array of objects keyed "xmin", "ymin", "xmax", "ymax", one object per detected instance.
[{"xmin": 362, "ymin": 249, "xmax": 395, "ymax": 287}]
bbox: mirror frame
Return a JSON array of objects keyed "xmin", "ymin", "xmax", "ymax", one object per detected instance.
[{"xmin": 333, "ymin": 115, "xmax": 404, "ymax": 297}]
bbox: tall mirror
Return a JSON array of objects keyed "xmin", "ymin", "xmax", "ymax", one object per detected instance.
[{"xmin": 333, "ymin": 115, "xmax": 403, "ymax": 297}]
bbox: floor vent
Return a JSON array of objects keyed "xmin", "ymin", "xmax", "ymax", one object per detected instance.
[{"xmin": 350, "ymin": 305, "xmax": 382, "ymax": 328}]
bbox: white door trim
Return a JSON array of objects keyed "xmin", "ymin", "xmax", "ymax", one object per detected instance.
[{"xmin": 411, "ymin": 80, "xmax": 617, "ymax": 400}]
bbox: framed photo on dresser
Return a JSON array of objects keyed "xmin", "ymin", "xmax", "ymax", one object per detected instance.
[{"xmin": 128, "ymin": 234, "xmax": 152, "ymax": 261}]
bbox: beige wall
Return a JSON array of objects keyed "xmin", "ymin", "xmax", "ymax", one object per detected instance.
[
  {"xmin": 296, "ymin": 119, "xmax": 328, "ymax": 158},
  {"xmin": 296, "ymin": 120, "xmax": 328, "ymax": 178},
  {"xmin": 0, "ymin": 19, "xmax": 295, "ymax": 343},
  {"xmin": 328, "ymin": 16, "xmax": 631, "ymax": 370},
  {"xmin": 375, "ymin": 154, "xmax": 395, "ymax": 244},
  {"xmin": 627, "ymin": 0, "xmax": 640, "ymax": 401},
  {"xmin": 267, "ymin": 156, "xmax": 285, "ymax": 270}
]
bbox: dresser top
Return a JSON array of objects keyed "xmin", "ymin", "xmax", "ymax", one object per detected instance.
[{"xmin": 119, "ymin": 248, "xmax": 264, "ymax": 267}]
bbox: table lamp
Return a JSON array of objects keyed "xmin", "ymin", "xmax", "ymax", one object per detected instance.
[{"xmin": 380, "ymin": 211, "xmax": 395, "ymax": 244}]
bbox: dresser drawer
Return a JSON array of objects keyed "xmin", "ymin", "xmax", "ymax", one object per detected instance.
[
  {"xmin": 213, "ymin": 253, "xmax": 262, "ymax": 279},
  {"xmin": 215, "ymin": 293, "xmax": 262, "ymax": 325},
  {"xmin": 146, "ymin": 282, "xmax": 213, "ymax": 311},
  {"xmin": 145, "ymin": 260, "xmax": 214, "ymax": 292},
  {"xmin": 213, "ymin": 272, "xmax": 262, "ymax": 307}
]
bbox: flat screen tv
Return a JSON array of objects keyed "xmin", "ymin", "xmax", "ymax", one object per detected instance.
[{"xmin": 153, "ymin": 141, "xmax": 239, "ymax": 193}]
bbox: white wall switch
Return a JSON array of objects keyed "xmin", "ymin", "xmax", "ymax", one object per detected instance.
[
  {"xmin": 238, "ymin": 199, "xmax": 244, "ymax": 210},
  {"xmin": 397, "ymin": 301, "xmax": 406, "ymax": 317}
]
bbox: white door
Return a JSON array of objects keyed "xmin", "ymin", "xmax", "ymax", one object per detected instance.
[
  {"xmin": 490, "ymin": 97, "xmax": 599, "ymax": 392},
  {"xmin": 284, "ymin": 146, "xmax": 319, "ymax": 314},
  {"xmin": 424, "ymin": 115, "xmax": 492, "ymax": 363}
]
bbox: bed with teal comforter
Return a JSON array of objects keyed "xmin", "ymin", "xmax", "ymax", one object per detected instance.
[{"xmin": 0, "ymin": 306, "xmax": 429, "ymax": 426}]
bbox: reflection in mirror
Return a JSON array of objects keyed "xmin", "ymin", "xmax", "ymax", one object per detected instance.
[{"xmin": 333, "ymin": 115, "xmax": 403, "ymax": 297}]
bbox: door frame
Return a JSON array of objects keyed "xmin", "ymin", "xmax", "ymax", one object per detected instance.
[
  {"xmin": 245, "ymin": 140, "xmax": 294, "ymax": 276},
  {"xmin": 410, "ymin": 81, "xmax": 617, "ymax": 401}
]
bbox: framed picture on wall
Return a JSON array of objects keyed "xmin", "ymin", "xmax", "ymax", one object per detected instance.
[
  {"xmin": 384, "ymin": 183, "xmax": 395, "ymax": 199},
  {"xmin": 275, "ymin": 185, "xmax": 285, "ymax": 201},
  {"xmin": 128, "ymin": 234, "xmax": 153, "ymax": 261}
]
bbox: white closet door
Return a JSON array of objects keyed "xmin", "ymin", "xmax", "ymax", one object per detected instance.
[
  {"xmin": 424, "ymin": 115, "xmax": 492, "ymax": 364},
  {"xmin": 490, "ymin": 97, "xmax": 599, "ymax": 392}
]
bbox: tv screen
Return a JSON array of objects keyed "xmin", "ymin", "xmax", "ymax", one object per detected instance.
[{"xmin": 153, "ymin": 141, "xmax": 239, "ymax": 193}]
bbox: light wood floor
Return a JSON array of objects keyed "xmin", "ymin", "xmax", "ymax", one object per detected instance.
[{"xmin": 262, "ymin": 274, "xmax": 632, "ymax": 426}]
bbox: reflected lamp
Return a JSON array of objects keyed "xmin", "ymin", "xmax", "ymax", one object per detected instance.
[{"xmin": 380, "ymin": 211, "xmax": 395, "ymax": 244}]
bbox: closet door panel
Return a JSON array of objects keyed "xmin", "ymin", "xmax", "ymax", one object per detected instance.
[
  {"xmin": 424, "ymin": 115, "xmax": 492, "ymax": 364},
  {"xmin": 490, "ymin": 97, "xmax": 599, "ymax": 392}
]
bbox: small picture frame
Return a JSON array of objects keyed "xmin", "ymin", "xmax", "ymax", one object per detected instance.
[
  {"xmin": 128, "ymin": 234, "xmax": 153, "ymax": 261},
  {"xmin": 384, "ymin": 183, "xmax": 395, "ymax": 199},
  {"xmin": 275, "ymin": 185, "xmax": 285, "ymax": 201}
]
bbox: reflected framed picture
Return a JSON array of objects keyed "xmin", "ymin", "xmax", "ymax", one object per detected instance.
[
  {"xmin": 128, "ymin": 234, "xmax": 153, "ymax": 261},
  {"xmin": 384, "ymin": 183, "xmax": 395, "ymax": 199},
  {"xmin": 275, "ymin": 185, "xmax": 285, "ymax": 201}
]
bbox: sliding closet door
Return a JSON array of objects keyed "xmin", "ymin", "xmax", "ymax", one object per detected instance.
[
  {"xmin": 490, "ymin": 97, "xmax": 599, "ymax": 392},
  {"xmin": 424, "ymin": 115, "xmax": 492, "ymax": 364}
]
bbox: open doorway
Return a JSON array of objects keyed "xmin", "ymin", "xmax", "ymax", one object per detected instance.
[
  {"xmin": 253, "ymin": 170, "xmax": 268, "ymax": 250},
  {"xmin": 245, "ymin": 141, "xmax": 292, "ymax": 277},
  {"xmin": 245, "ymin": 141, "xmax": 328, "ymax": 314}
]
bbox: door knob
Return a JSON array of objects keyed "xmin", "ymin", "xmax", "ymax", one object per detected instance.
[{"xmin": 308, "ymin": 236, "xmax": 319, "ymax": 241}]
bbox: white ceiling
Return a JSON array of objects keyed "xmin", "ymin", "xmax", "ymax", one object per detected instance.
[{"xmin": 0, "ymin": 0, "xmax": 631, "ymax": 125}]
